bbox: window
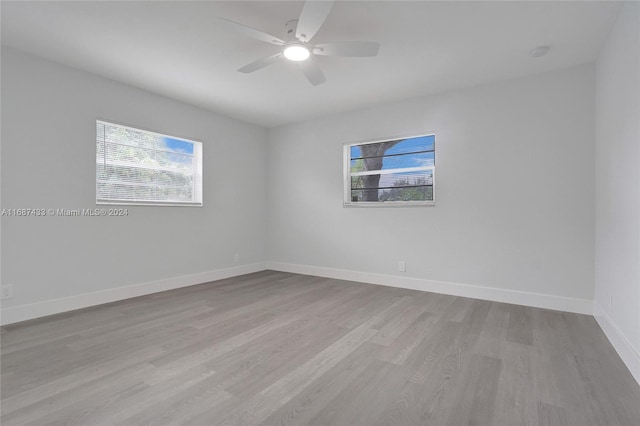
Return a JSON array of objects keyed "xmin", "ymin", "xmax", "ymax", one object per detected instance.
[
  {"xmin": 96, "ymin": 121, "xmax": 203, "ymax": 206},
  {"xmin": 344, "ymin": 134, "xmax": 435, "ymax": 206}
]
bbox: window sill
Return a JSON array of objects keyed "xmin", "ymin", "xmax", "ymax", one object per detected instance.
[
  {"xmin": 97, "ymin": 200, "xmax": 202, "ymax": 207},
  {"xmin": 343, "ymin": 201, "xmax": 436, "ymax": 208}
]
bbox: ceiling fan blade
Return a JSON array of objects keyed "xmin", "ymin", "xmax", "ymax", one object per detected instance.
[
  {"xmin": 219, "ymin": 17, "xmax": 285, "ymax": 46},
  {"xmin": 238, "ymin": 53, "xmax": 283, "ymax": 73},
  {"xmin": 295, "ymin": 0, "xmax": 335, "ymax": 43},
  {"xmin": 313, "ymin": 41, "xmax": 380, "ymax": 57},
  {"xmin": 298, "ymin": 59, "xmax": 326, "ymax": 86}
]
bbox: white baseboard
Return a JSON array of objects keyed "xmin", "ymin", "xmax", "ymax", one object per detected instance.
[
  {"xmin": 1, "ymin": 260, "xmax": 594, "ymax": 323},
  {"xmin": 593, "ymin": 302, "xmax": 640, "ymax": 385},
  {"xmin": 266, "ymin": 261, "xmax": 594, "ymax": 315},
  {"xmin": 0, "ymin": 262, "xmax": 268, "ymax": 326}
]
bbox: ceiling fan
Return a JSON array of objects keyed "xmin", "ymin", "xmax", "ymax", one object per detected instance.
[{"xmin": 219, "ymin": 0, "xmax": 379, "ymax": 86}]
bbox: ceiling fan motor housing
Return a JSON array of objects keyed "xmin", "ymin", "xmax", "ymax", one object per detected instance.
[{"xmin": 285, "ymin": 20, "xmax": 302, "ymax": 43}]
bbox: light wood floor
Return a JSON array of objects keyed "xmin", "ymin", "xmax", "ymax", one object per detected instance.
[{"xmin": 1, "ymin": 270, "xmax": 639, "ymax": 426}]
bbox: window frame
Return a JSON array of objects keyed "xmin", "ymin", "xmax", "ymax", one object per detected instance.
[
  {"xmin": 343, "ymin": 132, "xmax": 436, "ymax": 207},
  {"xmin": 96, "ymin": 120, "xmax": 203, "ymax": 207}
]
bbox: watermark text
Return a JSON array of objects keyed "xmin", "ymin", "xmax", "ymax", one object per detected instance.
[{"xmin": 1, "ymin": 208, "xmax": 129, "ymax": 217}]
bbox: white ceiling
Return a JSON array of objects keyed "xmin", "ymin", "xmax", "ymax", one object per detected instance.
[{"xmin": 1, "ymin": 1, "xmax": 621, "ymax": 127}]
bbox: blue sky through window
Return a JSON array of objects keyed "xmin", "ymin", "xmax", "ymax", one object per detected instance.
[
  {"xmin": 163, "ymin": 137, "xmax": 194, "ymax": 155},
  {"xmin": 350, "ymin": 135, "xmax": 434, "ymax": 170},
  {"xmin": 385, "ymin": 135, "xmax": 434, "ymax": 155}
]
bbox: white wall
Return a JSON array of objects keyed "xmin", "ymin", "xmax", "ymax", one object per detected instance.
[
  {"xmin": 267, "ymin": 64, "xmax": 596, "ymax": 311},
  {"xmin": 1, "ymin": 47, "xmax": 268, "ymax": 321},
  {"xmin": 594, "ymin": 2, "xmax": 640, "ymax": 383}
]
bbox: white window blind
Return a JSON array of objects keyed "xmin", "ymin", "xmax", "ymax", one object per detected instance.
[
  {"xmin": 344, "ymin": 134, "xmax": 435, "ymax": 206},
  {"xmin": 96, "ymin": 121, "xmax": 203, "ymax": 206}
]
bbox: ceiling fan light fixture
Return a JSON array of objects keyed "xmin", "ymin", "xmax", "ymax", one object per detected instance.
[{"xmin": 284, "ymin": 44, "xmax": 310, "ymax": 61}]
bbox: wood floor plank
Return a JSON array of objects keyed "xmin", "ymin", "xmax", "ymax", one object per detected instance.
[
  {"xmin": 506, "ymin": 304, "xmax": 534, "ymax": 346},
  {"xmin": 212, "ymin": 321, "xmax": 349, "ymax": 399},
  {"xmin": 253, "ymin": 343, "xmax": 381, "ymax": 426},
  {"xmin": 2, "ymin": 271, "xmax": 639, "ymax": 426},
  {"xmin": 473, "ymin": 302, "xmax": 510, "ymax": 359},
  {"xmin": 307, "ymin": 358, "xmax": 407, "ymax": 426},
  {"xmin": 66, "ymin": 304, "xmax": 215, "ymax": 351},
  {"xmin": 118, "ymin": 374, "xmax": 234, "ymax": 426},
  {"xmin": 213, "ymin": 298, "xmax": 408, "ymax": 426},
  {"xmin": 368, "ymin": 296, "xmax": 429, "ymax": 346},
  {"xmin": 148, "ymin": 311, "xmax": 278, "ymax": 368},
  {"xmin": 537, "ymin": 401, "xmax": 567, "ymax": 426},
  {"xmin": 84, "ymin": 365, "xmax": 218, "ymax": 425},
  {"xmin": 1, "ymin": 346, "xmax": 163, "ymax": 416},
  {"xmin": 375, "ymin": 311, "xmax": 438, "ymax": 365},
  {"xmin": 27, "ymin": 381, "xmax": 149, "ymax": 426},
  {"xmin": 444, "ymin": 353, "xmax": 502, "ymax": 426},
  {"xmin": 2, "ymin": 361, "xmax": 155, "ymax": 425},
  {"xmin": 492, "ymin": 341, "xmax": 539, "ymax": 426}
]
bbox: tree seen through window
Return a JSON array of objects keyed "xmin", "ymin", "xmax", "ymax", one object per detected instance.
[{"xmin": 347, "ymin": 135, "xmax": 434, "ymax": 204}]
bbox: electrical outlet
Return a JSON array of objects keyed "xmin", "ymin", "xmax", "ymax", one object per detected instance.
[
  {"xmin": 1, "ymin": 284, "xmax": 14, "ymax": 300},
  {"xmin": 234, "ymin": 253, "xmax": 240, "ymax": 263},
  {"xmin": 398, "ymin": 260, "xmax": 406, "ymax": 272}
]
